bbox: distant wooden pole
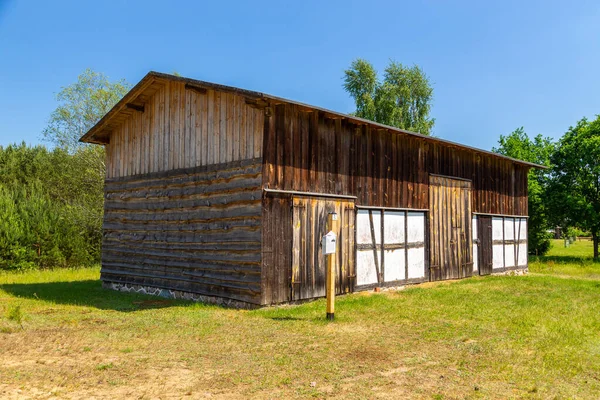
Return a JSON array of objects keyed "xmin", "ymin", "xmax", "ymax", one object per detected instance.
[{"xmin": 326, "ymin": 213, "xmax": 338, "ymax": 321}]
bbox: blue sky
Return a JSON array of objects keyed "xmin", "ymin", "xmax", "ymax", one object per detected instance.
[{"xmin": 0, "ymin": 0, "xmax": 599, "ymax": 151}]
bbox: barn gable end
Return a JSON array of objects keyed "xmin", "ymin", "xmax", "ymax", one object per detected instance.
[{"xmin": 99, "ymin": 80, "xmax": 265, "ymax": 305}]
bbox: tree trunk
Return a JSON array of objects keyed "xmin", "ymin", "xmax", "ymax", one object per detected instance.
[{"xmin": 593, "ymin": 232, "xmax": 599, "ymax": 260}]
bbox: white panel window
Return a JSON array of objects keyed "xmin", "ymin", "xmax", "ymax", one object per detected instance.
[
  {"xmin": 492, "ymin": 245, "xmax": 504, "ymax": 269},
  {"xmin": 504, "ymin": 218, "xmax": 515, "ymax": 240},
  {"xmin": 518, "ymin": 218, "xmax": 527, "ymax": 241},
  {"xmin": 356, "ymin": 209, "xmax": 382, "ymax": 286},
  {"xmin": 357, "ymin": 250, "xmax": 379, "ymax": 286},
  {"xmin": 504, "ymin": 243, "xmax": 516, "ymax": 267},
  {"xmin": 517, "ymin": 218, "xmax": 528, "ymax": 266},
  {"xmin": 492, "ymin": 217, "xmax": 504, "ymax": 240},
  {"xmin": 384, "ymin": 249, "xmax": 405, "ymax": 281},
  {"xmin": 356, "ymin": 209, "xmax": 426, "ymax": 287},
  {"xmin": 406, "ymin": 212, "xmax": 426, "ymax": 279},
  {"xmin": 384, "ymin": 211, "xmax": 405, "ymax": 244},
  {"xmin": 407, "ymin": 212, "xmax": 425, "ymax": 242},
  {"xmin": 407, "ymin": 247, "xmax": 425, "ymax": 279},
  {"xmin": 504, "ymin": 218, "xmax": 516, "ymax": 268},
  {"xmin": 357, "ymin": 210, "xmax": 377, "ymax": 244},
  {"xmin": 492, "ymin": 217, "xmax": 504, "ymax": 269}
]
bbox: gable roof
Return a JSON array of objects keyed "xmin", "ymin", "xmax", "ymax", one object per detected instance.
[{"xmin": 80, "ymin": 71, "xmax": 546, "ymax": 169}]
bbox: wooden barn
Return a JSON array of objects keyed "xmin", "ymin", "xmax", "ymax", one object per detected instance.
[{"xmin": 81, "ymin": 72, "xmax": 543, "ymax": 307}]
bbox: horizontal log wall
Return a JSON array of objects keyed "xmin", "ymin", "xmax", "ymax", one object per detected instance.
[
  {"xmin": 263, "ymin": 103, "xmax": 528, "ymax": 215},
  {"xmin": 101, "ymin": 158, "xmax": 263, "ymax": 305},
  {"xmin": 105, "ymin": 81, "xmax": 264, "ymax": 178}
]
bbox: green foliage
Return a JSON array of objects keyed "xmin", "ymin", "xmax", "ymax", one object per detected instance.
[
  {"xmin": 43, "ymin": 69, "xmax": 130, "ymax": 152},
  {"xmin": 0, "ymin": 143, "xmax": 101, "ymax": 270},
  {"xmin": 548, "ymin": 116, "xmax": 600, "ymax": 258},
  {"xmin": 343, "ymin": 59, "xmax": 434, "ymax": 135},
  {"xmin": 0, "ymin": 69, "xmax": 130, "ymax": 271},
  {"xmin": 493, "ymin": 127, "xmax": 554, "ymax": 255}
]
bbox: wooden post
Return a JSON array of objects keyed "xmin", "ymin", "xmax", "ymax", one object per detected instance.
[{"xmin": 326, "ymin": 212, "xmax": 338, "ymax": 321}]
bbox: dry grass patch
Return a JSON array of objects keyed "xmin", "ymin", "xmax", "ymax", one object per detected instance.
[{"xmin": 1, "ymin": 263, "xmax": 600, "ymax": 399}]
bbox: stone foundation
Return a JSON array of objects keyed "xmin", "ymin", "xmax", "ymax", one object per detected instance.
[
  {"xmin": 491, "ymin": 267, "xmax": 528, "ymax": 276},
  {"xmin": 102, "ymin": 281, "xmax": 258, "ymax": 309}
]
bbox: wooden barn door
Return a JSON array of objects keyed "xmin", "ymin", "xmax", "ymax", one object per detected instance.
[
  {"xmin": 291, "ymin": 197, "xmax": 355, "ymax": 301},
  {"xmin": 429, "ymin": 175, "xmax": 473, "ymax": 281}
]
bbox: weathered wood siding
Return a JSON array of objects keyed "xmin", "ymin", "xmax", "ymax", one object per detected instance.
[
  {"xmin": 105, "ymin": 81, "xmax": 264, "ymax": 178},
  {"xmin": 262, "ymin": 103, "xmax": 528, "ymax": 215},
  {"xmin": 101, "ymin": 159, "xmax": 263, "ymax": 304},
  {"xmin": 260, "ymin": 102, "xmax": 530, "ymax": 301},
  {"xmin": 429, "ymin": 176, "xmax": 473, "ymax": 281}
]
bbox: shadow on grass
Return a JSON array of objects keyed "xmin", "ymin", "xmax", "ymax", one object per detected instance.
[
  {"xmin": 530, "ymin": 255, "xmax": 600, "ymax": 264},
  {"xmin": 270, "ymin": 316, "xmax": 304, "ymax": 321},
  {"xmin": 0, "ymin": 279, "xmax": 191, "ymax": 312}
]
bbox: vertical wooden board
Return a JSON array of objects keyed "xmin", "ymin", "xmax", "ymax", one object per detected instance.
[
  {"xmin": 194, "ymin": 91, "xmax": 202, "ymax": 166},
  {"xmin": 299, "ymin": 112, "xmax": 309, "ymax": 192},
  {"xmin": 275, "ymin": 105, "xmax": 285, "ymax": 188},
  {"xmin": 142, "ymin": 100, "xmax": 149, "ymax": 174},
  {"xmin": 163, "ymin": 81, "xmax": 170, "ymax": 171},
  {"xmin": 154, "ymin": 85, "xmax": 162, "ymax": 172},
  {"xmin": 347, "ymin": 205, "xmax": 355, "ymax": 291},
  {"xmin": 169, "ymin": 81, "xmax": 179, "ymax": 170},
  {"xmin": 233, "ymin": 95, "xmax": 241, "ymax": 160},
  {"xmin": 123, "ymin": 120, "xmax": 129, "ymax": 176},
  {"xmin": 292, "ymin": 108, "xmax": 301, "ymax": 191},
  {"xmin": 179, "ymin": 82, "xmax": 186, "ymax": 168},
  {"xmin": 105, "ymin": 142, "xmax": 112, "ymax": 178},
  {"xmin": 190, "ymin": 90, "xmax": 199, "ymax": 168},
  {"xmin": 283, "ymin": 105, "xmax": 294, "ymax": 190},
  {"xmin": 254, "ymin": 108, "xmax": 262, "ymax": 159},
  {"xmin": 291, "ymin": 199, "xmax": 301, "ymax": 300},
  {"xmin": 220, "ymin": 93, "xmax": 228, "ymax": 164},
  {"xmin": 308, "ymin": 112, "xmax": 318, "ymax": 191},
  {"xmin": 179, "ymin": 82, "xmax": 186, "ymax": 169},
  {"xmin": 136, "ymin": 113, "xmax": 141, "ymax": 174},
  {"xmin": 244, "ymin": 104, "xmax": 252, "ymax": 160},
  {"xmin": 225, "ymin": 94, "xmax": 233, "ymax": 162},
  {"xmin": 313, "ymin": 200, "xmax": 325, "ymax": 297},
  {"xmin": 185, "ymin": 88, "xmax": 193, "ymax": 169},
  {"xmin": 306, "ymin": 198, "xmax": 315, "ymax": 298},
  {"xmin": 238, "ymin": 98, "xmax": 246, "ymax": 161},
  {"xmin": 129, "ymin": 115, "xmax": 136, "ymax": 175},
  {"xmin": 200, "ymin": 90, "xmax": 209, "ymax": 165},
  {"xmin": 213, "ymin": 91, "xmax": 221, "ymax": 165}
]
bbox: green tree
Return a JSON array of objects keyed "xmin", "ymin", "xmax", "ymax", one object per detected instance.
[
  {"xmin": 0, "ymin": 144, "xmax": 96, "ymax": 270},
  {"xmin": 493, "ymin": 127, "xmax": 554, "ymax": 255},
  {"xmin": 343, "ymin": 59, "xmax": 435, "ymax": 135},
  {"xmin": 43, "ymin": 68, "xmax": 130, "ymax": 151},
  {"xmin": 548, "ymin": 116, "xmax": 600, "ymax": 259}
]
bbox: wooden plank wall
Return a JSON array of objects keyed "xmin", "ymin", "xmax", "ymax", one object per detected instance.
[
  {"xmin": 101, "ymin": 159, "xmax": 263, "ymax": 304},
  {"xmin": 262, "ymin": 103, "xmax": 529, "ymax": 215},
  {"xmin": 105, "ymin": 81, "xmax": 264, "ymax": 179}
]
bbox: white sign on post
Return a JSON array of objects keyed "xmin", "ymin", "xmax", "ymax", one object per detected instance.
[{"xmin": 322, "ymin": 231, "xmax": 337, "ymax": 255}]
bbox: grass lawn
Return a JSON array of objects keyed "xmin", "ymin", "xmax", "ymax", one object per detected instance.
[
  {"xmin": 1, "ymin": 242, "xmax": 600, "ymax": 399},
  {"xmin": 530, "ymin": 239, "xmax": 600, "ymax": 279}
]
